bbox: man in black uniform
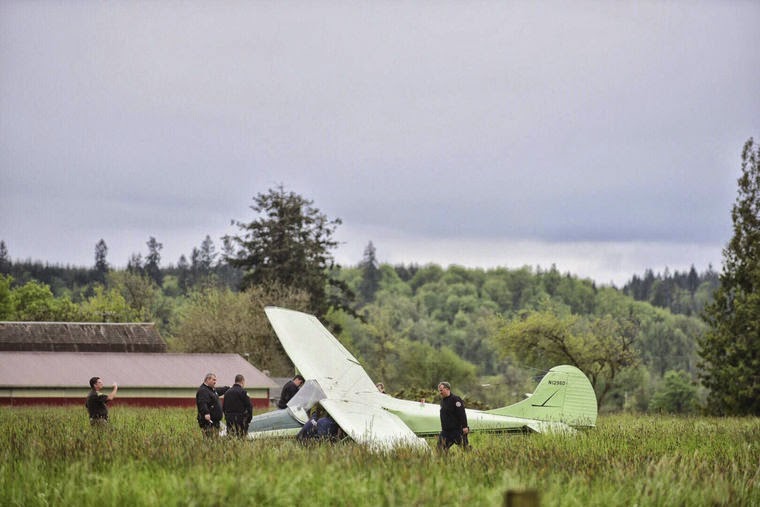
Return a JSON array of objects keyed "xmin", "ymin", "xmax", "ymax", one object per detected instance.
[
  {"xmin": 86, "ymin": 376, "xmax": 118, "ymax": 426},
  {"xmin": 196, "ymin": 372, "xmax": 230, "ymax": 437},
  {"xmin": 223, "ymin": 374, "xmax": 253, "ymax": 438},
  {"xmin": 437, "ymin": 381, "xmax": 469, "ymax": 451},
  {"xmin": 277, "ymin": 374, "xmax": 305, "ymax": 409}
]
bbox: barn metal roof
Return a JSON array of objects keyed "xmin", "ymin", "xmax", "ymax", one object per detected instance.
[
  {"xmin": 0, "ymin": 352, "xmax": 280, "ymax": 389},
  {"xmin": 0, "ymin": 322, "xmax": 167, "ymax": 353}
]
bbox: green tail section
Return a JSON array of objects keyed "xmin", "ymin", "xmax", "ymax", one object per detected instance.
[{"xmin": 486, "ymin": 365, "xmax": 597, "ymax": 428}]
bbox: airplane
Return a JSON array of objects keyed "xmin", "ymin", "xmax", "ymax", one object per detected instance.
[{"xmin": 247, "ymin": 306, "xmax": 598, "ymax": 451}]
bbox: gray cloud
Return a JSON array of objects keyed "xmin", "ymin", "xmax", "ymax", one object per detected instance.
[{"xmin": 1, "ymin": 1, "xmax": 758, "ymax": 283}]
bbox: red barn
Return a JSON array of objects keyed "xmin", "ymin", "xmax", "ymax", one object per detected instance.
[{"xmin": 0, "ymin": 351, "xmax": 279, "ymax": 409}]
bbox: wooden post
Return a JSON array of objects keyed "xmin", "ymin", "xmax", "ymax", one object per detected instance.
[{"xmin": 504, "ymin": 489, "xmax": 539, "ymax": 507}]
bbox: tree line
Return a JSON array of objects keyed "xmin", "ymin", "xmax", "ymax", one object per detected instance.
[
  {"xmin": 0, "ymin": 246, "xmax": 710, "ymax": 414},
  {"xmin": 622, "ymin": 265, "xmax": 719, "ymax": 316},
  {"xmin": 2, "ymin": 139, "xmax": 759, "ymax": 416}
]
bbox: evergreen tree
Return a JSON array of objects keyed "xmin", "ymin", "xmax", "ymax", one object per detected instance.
[
  {"xmin": 358, "ymin": 241, "xmax": 380, "ymax": 304},
  {"xmin": 700, "ymin": 138, "xmax": 760, "ymax": 415},
  {"xmin": 126, "ymin": 253, "xmax": 143, "ymax": 274},
  {"xmin": 185, "ymin": 235, "xmax": 222, "ymax": 289},
  {"xmin": 221, "ymin": 235, "xmax": 235, "ymax": 260},
  {"xmin": 144, "ymin": 237, "xmax": 164, "ymax": 286},
  {"xmin": 226, "ymin": 185, "xmax": 343, "ymax": 316},
  {"xmin": 189, "ymin": 247, "xmax": 207, "ymax": 288},
  {"xmin": 642, "ymin": 269, "xmax": 656, "ymax": 300},
  {"xmin": 217, "ymin": 235, "xmax": 243, "ymax": 289},
  {"xmin": 94, "ymin": 239, "xmax": 109, "ymax": 283},
  {"xmin": 177, "ymin": 255, "xmax": 190, "ymax": 293},
  {"xmin": 687, "ymin": 265, "xmax": 699, "ymax": 294},
  {"xmin": 198, "ymin": 235, "xmax": 217, "ymax": 271},
  {"xmin": 190, "ymin": 247, "xmax": 201, "ymax": 283},
  {"xmin": 393, "ymin": 263, "xmax": 419, "ymax": 282},
  {"xmin": 0, "ymin": 241, "xmax": 9, "ymax": 274}
]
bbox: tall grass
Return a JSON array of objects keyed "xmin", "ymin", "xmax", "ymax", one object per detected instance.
[{"xmin": 1, "ymin": 408, "xmax": 757, "ymax": 506}]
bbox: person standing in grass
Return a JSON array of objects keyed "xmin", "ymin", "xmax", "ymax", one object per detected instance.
[
  {"xmin": 223, "ymin": 374, "xmax": 253, "ymax": 438},
  {"xmin": 277, "ymin": 374, "xmax": 305, "ymax": 409},
  {"xmin": 85, "ymin": 376, "xmax": 118, "ymax": 426},
  {"xmin": 437, "ymin": 381, "xmax": 469, "ymax": 451},
  {"xmin": 196, "ymin": 373, "xmax": 229, "ymax": 437}
]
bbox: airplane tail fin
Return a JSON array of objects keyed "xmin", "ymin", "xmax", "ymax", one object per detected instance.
[{"xmin": 486, "ymin": 365, "xmax": 597, "ymax": 428}]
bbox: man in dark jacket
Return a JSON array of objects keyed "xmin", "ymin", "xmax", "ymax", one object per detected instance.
[
  {"xmin": 196, "ymin": 373, "xmax": 229, "ymax": 437},
  {"xmin": 277, "ymin": 374, "xmax": 305, "ymax": 409},
  {"xmin": 85, "ymin": 376, "xmax": 118, "ymax": 426},
  {"xmin": 437, "ymin": 381, "xmax": 469, "ymax": 451},
  {"xmin": 223, "ymin": 374, "xmax": 253, "ymax": 438},
  {"xmin": 296, "ymin": 405, "xmax": 342, "ymax": 444}
]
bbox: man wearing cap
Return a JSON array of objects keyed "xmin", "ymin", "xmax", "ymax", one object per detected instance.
[{"xmin": 437, "ymin": 381, "xmax": 469, "ymax": 451}]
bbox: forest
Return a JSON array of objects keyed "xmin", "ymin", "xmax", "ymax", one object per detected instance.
[{"xmin": 0, "ymin": 235, "xmax": 716, "ymax": 415}]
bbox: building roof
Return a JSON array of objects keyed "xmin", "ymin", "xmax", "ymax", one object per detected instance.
[
  {"xmin": 0, "ymin": 322, "xmax": 167, "ymax": 353},
  {"xmin": 0, "ymin": 352, "xmax": 280, "ymax": 389}
]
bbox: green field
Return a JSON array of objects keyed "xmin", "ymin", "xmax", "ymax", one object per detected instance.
[{"xmin": 1, "ymin": 407, "xmax": 757, "ymax": 506}]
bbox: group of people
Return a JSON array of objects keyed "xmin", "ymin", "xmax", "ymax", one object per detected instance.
[
  {"xmin": 196, "ymin": 372, "xmax": 307, "ymax": 437},
  {"xmin": 84, "ymin": 372, "xmax": 256, "ymax": 437},
  {"xmin": 195, "ymin": 372, "xmax": 254, "ymax": 437},
  {"xmin": 85, "ymin": 372, "xmax": 470, "ymax": 451}
]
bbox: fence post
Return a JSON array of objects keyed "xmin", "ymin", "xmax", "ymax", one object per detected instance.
[{"xmin": 504, "ymin": 489, "xmax": 539, "ymax": 507}]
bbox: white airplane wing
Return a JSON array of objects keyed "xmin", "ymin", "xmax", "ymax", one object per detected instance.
[
  {"xmin": 321, "ymin": 398, "xmax": 428, "ymax": 451},
  {"xmin": 264, "ymin": 306, "xmax": 428, "ymax": 450},
  {"xmin": 265, "ymin": 306, "xmax": 377, "ymax": 395}
]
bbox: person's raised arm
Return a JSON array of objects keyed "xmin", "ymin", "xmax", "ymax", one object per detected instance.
[{"xmin": 107, "ymin": 382, "xmax": 118, "ymax": 401}]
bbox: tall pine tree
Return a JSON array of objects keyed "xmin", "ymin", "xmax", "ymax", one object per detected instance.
[
  {"xmin": 144, "ymin": 237, "xmax": 164, "ymax": 286},
  {"xmin": 0, "ymin": 241, "xmax": 9, "ymax": 274},
  {"xmin": 700, "ymin": 138, "xmax": 760, "ymax": 415},
  {"xmin": 177, "ymin": 254, "xmax": 191, "ymax": 293},
  {"xmin": 358, "ymin": 241, "xmax": 380, "ymax": 304},
  {"xmin": 94, "ymin": 239, "xmax": 109, "ymax": 283},
  {"xmin": 226, "ymin": 185, "xmax": 343, "ymax": 316}
]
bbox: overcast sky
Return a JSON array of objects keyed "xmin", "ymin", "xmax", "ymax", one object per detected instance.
[{"xmin": 2, "ymin": 2, "xmax": 759, "ymax": 286}]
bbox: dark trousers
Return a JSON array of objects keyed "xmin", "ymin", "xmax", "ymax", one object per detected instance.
[
  {"xmin": 225, "ymin": 413, "xmax": 249, "ymax": 438},
  {"xmin": 437, "ymin": 429, "xmax": 468, "ymax": 451},
  {"xmin": 199, "ymin": 418, "xmax": 220, "ymax": 438}
]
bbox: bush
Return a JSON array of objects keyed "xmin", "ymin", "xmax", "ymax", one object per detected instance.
[{"xmin": 648, "ymin": 369, "xmax": 699, "ymax": 414}]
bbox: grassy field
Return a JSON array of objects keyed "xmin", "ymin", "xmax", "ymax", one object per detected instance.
[{"xmin": 1, "ymin": 407, "xmax": 757, "ymax": 507}]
